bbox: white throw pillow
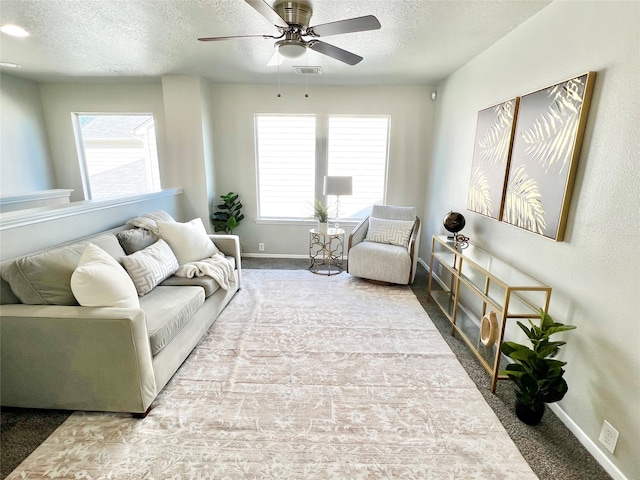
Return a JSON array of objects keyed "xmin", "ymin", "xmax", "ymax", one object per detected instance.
[
  {"xmin": 71, "ymin": 243, "xmax": 140, "ymax": 308},
  {"xmin": 157, "ymin": 217, "xmax": 219, "ymax": 265},
  {"xmin": 365, "ymin": 217, "xmax": 415, "ymax": 248},
  {"xmin": 121, "ymin": 239, "xmax": 179, "ymax": 296}
]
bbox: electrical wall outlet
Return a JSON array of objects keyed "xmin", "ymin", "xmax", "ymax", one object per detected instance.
[
  {"xmin": 258, "ymin": 242, "xmax": 265, "ymax": 252},
  {"xmin": 599, "ymin": 420, "xmax": 619, "ymax": 454}
]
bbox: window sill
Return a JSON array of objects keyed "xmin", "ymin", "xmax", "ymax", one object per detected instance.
[{"xmin": 255, "ymin": 218, "xmax": 362, "ymax": 227}]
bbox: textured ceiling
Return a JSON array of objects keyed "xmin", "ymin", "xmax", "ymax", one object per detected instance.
[{"xmin": 0, "ymin": 0, "xmax": 551, "ymax": 85}]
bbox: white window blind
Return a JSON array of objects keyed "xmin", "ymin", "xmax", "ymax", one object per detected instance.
[
  {"xmin": 327, "ymin": 116, "xmax": 389, "ymax": 219},
  {"xmin": 256, "ymin": 115, "xmax": 316, "ymax": 219}
]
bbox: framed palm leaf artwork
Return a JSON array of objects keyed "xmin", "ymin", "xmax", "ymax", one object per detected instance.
[
  {"xmin": 502, "ymin": 72, "xmax": 596, "ymax": 241},
  {"xmin": 467, "ymin": 98, "xmax": 519, "ymax": 220}
]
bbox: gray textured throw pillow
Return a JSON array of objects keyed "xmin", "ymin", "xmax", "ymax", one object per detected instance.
[{"xmin": 117, "ymin": 228, "xmax": 159, "ymax": 255}]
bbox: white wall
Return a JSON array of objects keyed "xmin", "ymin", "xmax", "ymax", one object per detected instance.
[
  {"xmin": 209, "ymin": 84, "xmax": 433, "ymax": 255},
  {"xmin": 39, "ymin": 82, "xmax": 167, "ymax": 203},
  {"xmin": 0, "ymin": 73, "xmax": 55, "ymax": 195},
  {"xmin": 0, "ymin": 190, "xmax": 183, "ymax": 261},
  {"xmin": 424, "ymin": 2, "xmax": 639, "ymax": 479},
  {"xmin": 161, "ymin": 75, "xmax": 213, "ymax": 227}
]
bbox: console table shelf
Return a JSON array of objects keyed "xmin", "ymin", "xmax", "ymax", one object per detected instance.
[{"xmin": 427, "ymin": 235, "xmax": 552, "ymax": 392}]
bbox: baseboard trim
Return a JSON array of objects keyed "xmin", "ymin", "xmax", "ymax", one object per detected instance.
[
  {"xmin": 242, "ymin": 253, "xmax": 309, "ymax": 259},
  {"xmin": 418, "ymin": 255, "xmax": 628, "ymax": 480},
  {"xmin": 548, "ymin": 403, "xmax": 628, "ymax": 480}
]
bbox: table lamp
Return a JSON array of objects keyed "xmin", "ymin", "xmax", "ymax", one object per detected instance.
[{"xmin": 323, "ymin": 175, "xmax": 353, "ymax": 228}]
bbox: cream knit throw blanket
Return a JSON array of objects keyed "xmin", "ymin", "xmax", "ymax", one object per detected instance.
[{"xmin": 174, "ymin": 253, "xmax": 236, "ymax": 290}]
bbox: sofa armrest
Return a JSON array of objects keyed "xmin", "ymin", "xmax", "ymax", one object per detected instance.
[
  {"xmin": 348, "ymin": 216, "xmax": 370, "ymax": 250},
  {"xmin": 0, "ymin": 305, "xmax": 156, "ymax": 413},
  {"xmin": 209, "ymin": 234, "xmax": 242, "ymax": 288}
]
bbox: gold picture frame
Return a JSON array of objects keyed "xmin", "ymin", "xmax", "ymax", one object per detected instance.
[
  {"xmin": 502, "ymin": 72, "xmax": 596, "ymax": 241},
  {"xmin": 467, "ymin": 98, "xmax": 519, "ymax": 220}
]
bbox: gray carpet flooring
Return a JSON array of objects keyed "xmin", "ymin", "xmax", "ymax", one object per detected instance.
[{"xmin": 1, "ymin": 258, "xmax": 610, "ymax": 479}]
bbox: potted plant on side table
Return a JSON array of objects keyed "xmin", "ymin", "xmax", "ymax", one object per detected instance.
[
  {"xmin": 313, "ymin": 199, "xmax": 329, "ymax": 233},
  {"xmin": 500, "ymin": 309, "xmax": 577, "ymax": 425},
  {"xmin": 211, "ymin": 192, "xmax": 244, "ymax": 234}
]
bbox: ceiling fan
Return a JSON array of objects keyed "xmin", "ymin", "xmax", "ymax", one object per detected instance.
[{"xmin": 198, "ymin": 0, "xmax": 381, "ymax": 66}]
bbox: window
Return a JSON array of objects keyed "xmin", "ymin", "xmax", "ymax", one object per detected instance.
[
  {"xmin": 255, "ymin": 114, "xmax": 389, "ymax": 221},
  {"xmin": 255, "ymin": 115, "xmax": 316, "ymax": 219},
  {"xmin": 74, "ymin": 114, "xmax": 161, "ymax": 200},
  {"xmin": 327, "ymin": 116, "xmax": 389, "ymax": 220}
]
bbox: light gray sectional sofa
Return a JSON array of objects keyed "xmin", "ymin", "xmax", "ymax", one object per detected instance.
[{"xmin": 0, "ymin": 219, "xmax": 241, "ymax": 416}]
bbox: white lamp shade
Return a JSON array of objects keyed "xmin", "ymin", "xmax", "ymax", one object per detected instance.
[{"xmin": 323, "ymin": 176, "xmax": 353, "ymax": 196}]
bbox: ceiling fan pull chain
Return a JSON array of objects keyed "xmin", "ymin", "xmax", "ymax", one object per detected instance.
[
  {"xmin": 277, "ymin": 58, "xmax": 282, "ymax": 98},
  {"xmin": 304, "ymin": 49, "xmax": 309, "ymax": 98}
]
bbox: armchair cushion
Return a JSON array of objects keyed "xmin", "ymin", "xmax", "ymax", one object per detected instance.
[
  {"xmin": 365, "ymin": 217, "xmax": 414, "ymax": 248},
  {"xmin": 348, "ymin": 241, "xmax": 412, "ymax": 285},
  {"xmin": 371, "ymin": 205, "xmax": 416, "ymax": 221}
]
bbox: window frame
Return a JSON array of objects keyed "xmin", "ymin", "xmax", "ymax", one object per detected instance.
[
  {"xmin": 254, "ymin": 113, "xmax": 390, "ymax": 224},
  {"xmin": 72, "ymin": 112, "xmax": 162, "ymax": 201}
]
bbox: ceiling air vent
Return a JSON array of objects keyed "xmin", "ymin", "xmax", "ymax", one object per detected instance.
[{"xmin": 293, "ymin": 66, "xmax": 322, "ymax": 75}]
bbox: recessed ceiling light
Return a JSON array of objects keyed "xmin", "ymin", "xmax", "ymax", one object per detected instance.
[
  {"xmin": 0, "ymin": 24, "xmax": 30, "ymax": 38},
  {"xmin": 0, "ymin": 62, "xmax": 21, "ymax": 68}
]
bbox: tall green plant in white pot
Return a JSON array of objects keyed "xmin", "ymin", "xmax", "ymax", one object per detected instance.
[
  {"xmin": 500, "ymin": 310, "xmax": 577, "ymax": 425},
  {"xmin": 211, "ymin": 192, "xmax": 244, "ymax": 234}
]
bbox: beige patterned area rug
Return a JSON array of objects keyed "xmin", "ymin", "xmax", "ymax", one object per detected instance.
[{"xmin": 8, "ymin": 270, "xmax": 537, "ymax": 479}]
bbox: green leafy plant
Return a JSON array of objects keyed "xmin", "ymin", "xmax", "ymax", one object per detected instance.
[
  {"xmin": 500, "ymin": 310, "xmax": 577, "ymax": 414},
  {"xmin": 211, "ymin": 192, "xmax": 244, "ymax": 234},
  {"xmin": 313, "ymin": 199, "xmax": 329, "ymax": 223}
]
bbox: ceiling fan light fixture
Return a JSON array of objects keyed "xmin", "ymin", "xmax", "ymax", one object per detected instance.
[
  {"xmin": 277, "ymin": 40, "xmax": 306, "ymax": 59},
  {"xmin": 0, "ymin": 24, "xmax": 30, "ymax": 38}
]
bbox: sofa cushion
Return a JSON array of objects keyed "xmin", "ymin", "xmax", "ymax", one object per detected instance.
[
  {"xmin": 157, "ymin": 218, "xmax": 219, "ymax": 265},
  {"xmin": 139, "ymin": 286, "xmax": 205, "ymax": 356},
  {"xmin": 1, "ymin": 233, "xmax": 125, "ymax": 305},
  {"xmin": 116, "ymin": 228, "xmax": 159, "ymax": 255},
  {"xmin": 71, "ymin": 244, "xmax": 140, "ymax": 308},
  {"xmin": 159, "ymin": 255, "xmax": 235, "ymax": 297},
  {"xmin": 365, "ymin": 217, "xmax": 414, "ymax": 248},
  {"xmin": 160, "ymin": 275, "xmax": 220, "ymax": 298},
  {"xmin": 0, "ymin": 276, "xmax": 20, "ymax": 304},
  {"xmin": 159, "ymin": 255, "xmax": 236, "ymax": 298},
  {"xmin": 121, "ymin": 240, "xmax": 179, "ymax": 296}
]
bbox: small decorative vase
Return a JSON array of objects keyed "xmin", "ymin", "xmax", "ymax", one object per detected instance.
[
  {"xmin": 515, "ymin": 399, "xmax": 545, "ymax": 426},
  {"xmin": 318, "ymin": 221, "xmax": 328, "ymax": 233}
]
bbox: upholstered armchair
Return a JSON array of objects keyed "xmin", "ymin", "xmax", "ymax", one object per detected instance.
[{"xmin": 347, "ymin": 205, "xmax": 421, "ymax": 285}]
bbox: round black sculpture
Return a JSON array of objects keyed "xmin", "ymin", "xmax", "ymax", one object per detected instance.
[{"xmin": 443, "ymin": 211, "xmax": 466, "ymax": 236}]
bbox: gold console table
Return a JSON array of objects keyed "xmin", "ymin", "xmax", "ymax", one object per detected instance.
[{"xmin": 427, "ymin": 235, "xmax": 552, "ymax": 392}]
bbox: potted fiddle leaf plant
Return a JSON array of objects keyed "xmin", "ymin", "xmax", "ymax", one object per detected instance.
[
  {"xmin": 499, "ymin": 309, "xmax": 577, "ymax": 425},
  {"xmin": 211, "ymin": 192, "xmax": 244, "ymax": 234}
]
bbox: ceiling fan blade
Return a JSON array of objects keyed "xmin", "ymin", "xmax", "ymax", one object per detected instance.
[
  {"xmin": 307, "ymin": 40, "xmax": 363, "ymax": 66},
  {"xmin": 267, "ymin": 49, "xmax": 284, "ymax": 66},
  {"xmin": 308, "ymin": 15, "xmax": 381, "ymax": 37},
  {"xmin": 198, "ymin": 34, "xmax": 276, "ymax": 42},
  {"xmin": 245, "ymin": 0, "xmax": 289, "ymax": 28}
]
